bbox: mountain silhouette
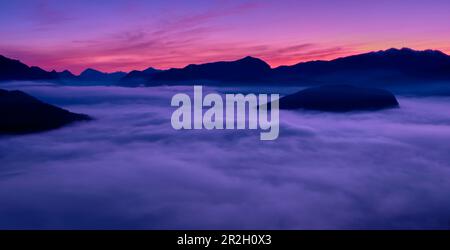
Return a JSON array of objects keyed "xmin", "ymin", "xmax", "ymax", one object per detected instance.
[
  {"xmin": 272, "ymin": 48, "xmax": 450, "ymax": 85},
  {"xmin": 53, "ymin": 68, "xmax": 127, "ymax": 85},
  {"xmin": 77, "ymin": 68, "xmax": 127, "ymax": 82},
  {"xmin": 0, "ymin": 55, "xmax": 57, "ymax": 81},
  {"xmin": 57, "ymin": 70, "xmax": 77, "ymax": 79},
  {"xmin": 130, "ymin": 56, "xmax": 272, "ymax": 85},
  {"xmin": 275, "ymin": 85, "xmax": 399, "ymax": 112},
  {"xmin": 2, "ymin": 48, "xmax": 450, "ymax": 86},
  {"xmin": 120, "ymin": 67, "xmax": 161, "ymax": 85},
  {"xmin": 119, "ymin": 48, "xmax": 450, "ymax": 86},
  {"xmin": 0, "ymin": 89, "xmax": 91, "ymax": 134}
]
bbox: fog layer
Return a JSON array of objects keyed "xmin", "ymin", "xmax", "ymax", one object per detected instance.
[{"xmin": 1, "ymin": 82, "xmax": 450, "ymax": 229}]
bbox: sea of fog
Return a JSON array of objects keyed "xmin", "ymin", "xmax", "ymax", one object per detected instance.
[{"xmin": 1, "ymin": 81, "xmax": 450, "ymax": 229}]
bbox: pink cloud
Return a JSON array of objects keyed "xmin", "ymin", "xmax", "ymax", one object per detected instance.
[{"xmin": 1, "ymin": 0, "xmax": 449, "ymax": 74}]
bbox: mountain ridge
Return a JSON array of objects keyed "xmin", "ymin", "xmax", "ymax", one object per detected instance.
[
  {"xmin": 2, "ymin": 48, "xmax": 450, "ymax": 85},
  {"xmin": 0, "ymin": 55, "xmax": 58, "ymax": 81}
]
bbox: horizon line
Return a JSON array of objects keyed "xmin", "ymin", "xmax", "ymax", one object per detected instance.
[{"xmin": 2, "ymin": 47, "xmax": 448, "ymax": 75}]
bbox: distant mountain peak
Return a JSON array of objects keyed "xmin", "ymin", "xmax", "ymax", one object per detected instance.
[
  {"xmin": 0, "ymin": 54, "xmax": 57, "ymax": 81},
  {"xmin": 239, "ymin": 55, "xmax": 260, "ymax": 61},
  {"xmin": 376, "ymin": 47, "xmax": 447, "ymax": 57},
  {"xmin": 3, "ymin": 47, "xmax": 450, "ymax": 86},
  {"xmin": 143, "ymin": 67, "xmax": 160, "ymax": 73},
  {"xmin": 236, "ymin": 56, "xmax": 268, "ymax": 65},
  {"xmin": 142, "ymin": 55, "xmax": 272, "ymax": 84},
  {"xmin": 57, "ymin": 69, "xmax": 76, "ymax": 79},
  {"xmin": 72, "ymin": 68, "xmax": 127, "ymax": 83},
  {"xmin": 80, "ymin": 68, "xmax": 102, "ymax": 75},
  {"xmin": 272, "ymin": 47, "xmax": 450, "ymax": 84}
]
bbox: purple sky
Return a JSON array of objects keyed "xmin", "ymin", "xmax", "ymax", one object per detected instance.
[{"xmin": 1, "ymin": 0, "xmax": 449, "ymax": 74}]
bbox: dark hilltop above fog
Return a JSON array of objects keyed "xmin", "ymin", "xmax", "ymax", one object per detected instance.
[
  {"xmin": 0, "ymin": 89, "xmax": 91, "ymax": 134},
  {"xmin": 275, "ymin": 85, "xmax": 399, "ymax": 112},
  {"xmin": 1, "ymin": 48, "xmax": 450, "ymax": 87}
]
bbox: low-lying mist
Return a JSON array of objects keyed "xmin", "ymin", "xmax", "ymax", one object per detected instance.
[{"xmin": 1, "ymin": 81, "xmax": 450, "ymax": 229}]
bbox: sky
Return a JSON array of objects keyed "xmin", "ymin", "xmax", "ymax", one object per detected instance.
[{"xmin": 0, "ymin": 0, "xmax": 449, "ymax": 74}]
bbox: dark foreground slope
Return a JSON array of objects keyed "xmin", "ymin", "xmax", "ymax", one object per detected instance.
[{"xmin": 0, "ymin": 89, "xmax": 91, "ymax": 134}]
